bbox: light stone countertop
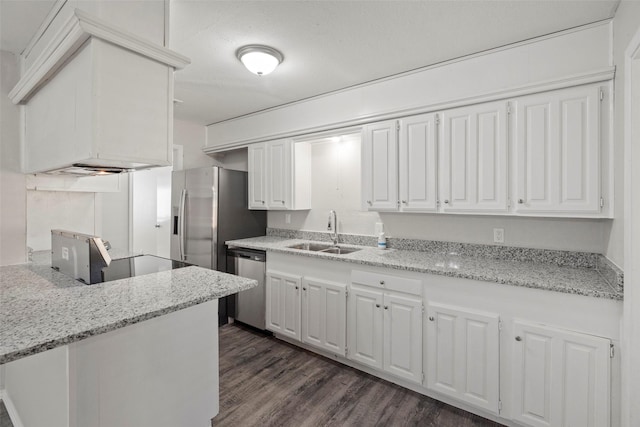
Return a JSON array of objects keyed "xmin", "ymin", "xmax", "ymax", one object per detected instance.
[
  {"xmin": 226, "ymin": 236, "xmax": 622, "ymax": 301},
  {"xmin": 0, "ymin": 252, "xmax": 257, "ymax": 364}
]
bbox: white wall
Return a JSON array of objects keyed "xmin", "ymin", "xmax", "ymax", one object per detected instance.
[
  {"xmin": 268, "ymin": 137, "xmax": 608, "ymax": 253},
  {"xmin": 0, "ymin": 50, "xmax": 26, "ymax": 265},
  {"xmin": 608, "ymin": 1, "xmax": 640, "ymax": 268},
  {"xmin": 175, "ymin": 118, "xmax": 248, "ymax": 171}
]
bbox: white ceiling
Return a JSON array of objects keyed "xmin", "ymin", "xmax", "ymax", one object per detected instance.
[{"xmin": 2, "ymin": 1, "xmax": 620, "ymax": 127}]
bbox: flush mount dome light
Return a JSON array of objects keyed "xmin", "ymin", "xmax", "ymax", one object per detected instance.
[{"xmin": 236, "ymin": 45, "xmax": 283, "ymax": 76}]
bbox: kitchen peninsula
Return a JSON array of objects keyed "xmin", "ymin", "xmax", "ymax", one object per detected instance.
[{"xmin": 0, "ymin": 251, "xmax": 257, "ymax": 427}]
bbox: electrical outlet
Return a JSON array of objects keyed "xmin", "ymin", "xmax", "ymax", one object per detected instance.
[
  {"xmin": 285, "ymin": 214, "xmax": 291, "ymax": 224},
  {"xmin": 493, "ymin": 228, "xmax": 504, "ymax": 244},
  {"xmin": 61, "ymin": 247, "xmax": 69, "ymax": 260}
]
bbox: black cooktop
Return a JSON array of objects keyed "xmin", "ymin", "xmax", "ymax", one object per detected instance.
[{"xmin": 101, "ymin": 255, "xmax": 191, "ymax": 283}]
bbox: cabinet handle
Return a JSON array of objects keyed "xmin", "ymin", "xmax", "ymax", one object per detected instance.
[
  {"xmin": 261, "ymin": 200, "xmax": 265, "ymax": 204},
  {"xmin": 367, "ymin": 200, "xmax": 372, "ymax": 206},
  {"xmin": 384, "ymin": 305, "xmax": 388, "ymax": 310},
  {"xmin": 518, "ymin": 199, "xmax": 524, "ymax": 204},
  {"xmin": 428, "ymin": 316, "xmax": 435, "ymax": 321},
  {"xmin": 295, "ymin": 286, "xmax": 299, "ymax": 290},
  {"xmin": 379, "ymin": 280, "xmax": 385, "ymax": 285},
  {"xmin": 281, "ymin": 200, "xmax": 285, "ymax": 204},
  {"xmin": 515, "ymin": 336, "xmax": 522, "ymax": 341},
  {"xmin": 303, "ymin": 287, "xmax": 306, "ymax": 291},
  {"xmin": 375, "ymin": 304, "xmax": 381, "ymax": 308},
  {"xmin": 444, "ymin": 200, "xmax": 449, "ymax": 204},
  {"xmin": 401, "ymin": 200, "xmax": 407, "ymax": 204}
]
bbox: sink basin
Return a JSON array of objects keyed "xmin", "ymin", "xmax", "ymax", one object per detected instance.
[
  {"xmin": 320, "ymin": 246, "xmax": 361, "ymax": 255},
  {"xmin": 287, "ymin": 242, "xmax": 333, "ymax": 251},
  {"xmin": 287, "ymin": 242, "xmax": 361, "ymax": 255}
]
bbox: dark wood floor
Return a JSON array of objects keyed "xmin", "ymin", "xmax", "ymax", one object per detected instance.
[
  {"xmin": 0, "ymin": 401, "xmax": 12, "ymax": 427},
  {"xmin": 214, "ymin": 323, "xmax": 505, "ymax": 427}
]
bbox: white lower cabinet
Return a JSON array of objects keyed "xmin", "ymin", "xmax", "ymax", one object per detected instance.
[
  {"xmin": 301, "ymin": 277, "xmax": 347, "ymax": 355},
  {"xmin": 348, "ymin": 284, "xmax": 423, "ymax": 384},
  {"xmin": 265, "ymin": 254, "xmax": 618, "ymax": 427},
  {"xmin": 266, "ymin": 270, "xmax": 302, "ymax": 340},
  {"xmin": 511, "ymin": 320, "xmax": 611, "ymax": 427},
  {"xmin": 425, "ymin": 302, "xmax": 500, "ymax": 414}
]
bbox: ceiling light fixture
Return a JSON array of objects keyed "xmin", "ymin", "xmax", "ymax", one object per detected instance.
[{"xmin": 236, "ymin": 45, "xmax": 283, "ymax": 76}]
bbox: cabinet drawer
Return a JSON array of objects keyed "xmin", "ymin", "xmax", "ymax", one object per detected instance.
[{"xmin": 351, "ymin": 270, "xmax": 421, "ymax": 295}]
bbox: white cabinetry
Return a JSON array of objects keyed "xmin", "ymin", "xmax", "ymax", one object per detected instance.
[
  {"xmin": 362, "ymin": 120, "xmax": 399, "ymax": 211},
  {"xmin": 301, "ymin": 277, "xmax": 347, "ymax": 355},
  {"xmin": 12, "ymin": 10, "xmax": 189, "ymax": 175},
  {"xmin": 362, "ymin": 114, "xmax": 438, "ymax": 212},
  {"xmin": 511, "ymin": 320, "xmax": 611, "ymax": 427},
  {"xmin": 266, "ymin": 270, "xmax": 302, "ymax": 340},
  {"xmin": 440, "ymin": 101, "xmax": 509, "ymax": 213},
  {"xmin": 349, "ymin": 270, "xmax": 423, "ymax": 384},
  {"xmin": 399, "ymin": 114, "xmax": 439, "ymax": 212},
  {"xmin": 248, "ymin": 140, "xmax": 311, "ymax": 210},
  {"xmin": 425, "ymin": 302, "xmax": 500, "ymax": 413},
  {"xmin": 513, "ymin": 84, "xmax": 602, "ymax": 215}
]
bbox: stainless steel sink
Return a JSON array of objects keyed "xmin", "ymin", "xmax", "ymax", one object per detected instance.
[
  {"xmin": 287, "ymin": 242, "xmax": 361, "ymax": 255},
  {"xmin": 287, "ymin": 242, "xmax": 333, "ymax": 251},
  {"xmin": 320, "ymin": 246, "xmax": 361, "ymax": 255}
]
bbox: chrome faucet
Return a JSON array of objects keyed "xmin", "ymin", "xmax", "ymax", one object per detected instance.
[{"xmin": 328, "ymin": 210, "xmax": 338, "ymax": 245}]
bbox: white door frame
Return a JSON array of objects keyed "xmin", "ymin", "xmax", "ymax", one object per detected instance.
[{"xmin": 622, "ymin": 24, "xmax": 640, "ymax": 427}]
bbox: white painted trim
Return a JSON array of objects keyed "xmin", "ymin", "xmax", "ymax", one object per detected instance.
[
  {"xmin": 21, "ymin": 0, "xmax": 67, "ymax": 57},
  {"xmin": 0, "ymin": 389, "xmax": 25, "ymax": 427},
  {"xmin": 203, "ymin": 67, "xmax": 614, "ymax": 152},
  {"xmin": 9, "ymin": 9, "xmax": 190, "ymax": 104},
  {"xmin": 621, "ymin": 22, "xmax": 640, "ymax": 427}
]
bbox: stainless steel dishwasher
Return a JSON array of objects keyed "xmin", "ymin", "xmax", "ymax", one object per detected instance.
[{"xmin": 226, "ymin": 247, "xmax": 266, "ymax": 330}]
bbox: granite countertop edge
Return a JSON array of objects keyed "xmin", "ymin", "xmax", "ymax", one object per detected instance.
[
  {"xmin": 227, "ymin": 237, "xmax": 623, "ymax": 301},
  {"xmin": 1, "ymin": 258, "xmax": 257, "ymax": 365}
]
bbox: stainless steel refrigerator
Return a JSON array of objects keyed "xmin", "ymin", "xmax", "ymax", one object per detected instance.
[{"xmin": 170, "ymin": 167, "xmax": 266, "ymax": 324}]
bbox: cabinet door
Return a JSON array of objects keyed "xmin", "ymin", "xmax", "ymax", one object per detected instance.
[
  {"xmin": 266, "ymin": 139, "xmax": 292, "ymax": 209},
  {"xmin": 301, "ymin": 278, "xmax": 347, "ymax": 355},
  {"xmin": 425, "ymin": 303, "xmax": 500, "ymax": 413},
  {"xmin": 248, "ymin": 143, "xmax": 267, "ymax": 209},
  {"xmin": 512, "ymin": 320, "xmax": 610, "ymax": 427},
  {"xmin": 513, "ymin": 85, "xmax": 601, "ymax": 214},
  {"xmin": 398, "ymin": 114, "xmax": 438, "ymax": 212},
  {"xmin": 348, "ymin": 286, "xmax": 384, "ymax": 369},
  {"xmin": 440, "ymin": 101, "xmax": 508, "ymax": 212},
  {"xmin": 266, "ymin": 271, "xmax": 301, "ymax": 340},
  {"xmin": 383, "ymin": 293, "xmax": 423, "ymax": 383},
  {"xmin": 362, "ymin": 120, "xmax": 399, "ymax": 211}
]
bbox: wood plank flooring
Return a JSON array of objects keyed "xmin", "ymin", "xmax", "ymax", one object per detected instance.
[{"xmin": 214, "ymin": 323, "xmax": 505, "ymax": 427}]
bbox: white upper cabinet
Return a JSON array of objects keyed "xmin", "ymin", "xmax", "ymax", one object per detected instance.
[
  {"xmin": 399, "ymin": 114, "xmax": 439, "ymax": 212},
  {"xmin": 440, "ymin": 101, "xmax": 509, "ymax": 213},
  {"xmin": 362, "ymin": 120, "xmax": 399, "ymax": 211},
  {"xmin": 248, "ymin": 143, "xmax": 267, "ymax": 209},
  {"xmin": 248, "ymin": 140, "xmax": 311, "ymax": 210},
  {"xmin": 511, "ymin": 320, "xmax": 611, "ymax": 427},
  {"xmin": 512, "ymin": 84, "xmax": 602, "ymax": 215}
]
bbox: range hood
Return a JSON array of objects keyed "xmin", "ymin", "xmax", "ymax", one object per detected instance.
[{"xmin": 9, "ymin": 9, "xmax": 190, "ymax": 176}]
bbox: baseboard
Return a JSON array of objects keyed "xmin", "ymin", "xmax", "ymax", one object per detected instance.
[{"xmin": 0, "ymin": 389, "xmax": 25, "ymax": 427}]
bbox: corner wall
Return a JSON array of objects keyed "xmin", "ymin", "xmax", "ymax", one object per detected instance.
[
  {"xmin": 609, "ymin": 1, "xmax": 640, "ymax": 267},
  {"xmin": 0, "ymin": 51, "xmax": 26, "ymax": 265}
]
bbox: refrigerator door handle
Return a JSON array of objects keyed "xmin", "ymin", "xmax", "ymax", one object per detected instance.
[{"xmin": 179, "ymin": 189, "xmax": 187, "ymax": 261}]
